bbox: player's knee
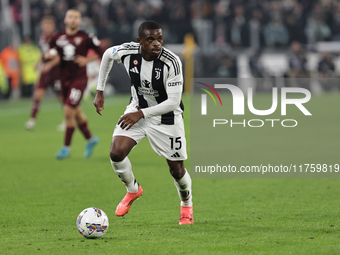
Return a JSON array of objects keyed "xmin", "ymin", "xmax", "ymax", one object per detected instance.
[
  {"xmin": 34, "ymin": 92, "xmax": 42, "ymax": 101},
  {"xmin": 75, "ymin": 114, "xmax": 86, "ymax": 124},
  {"xmin": 168, "ymin": 161, "xmax": 185, "ymax": 179},
  {"xmin": 64, "ymin": 112, "xmax": 73, "ymax": 121},
  {"xmin": 64, "ymin": 106, "xmax": 75, "ymax": 120},
  {"xmin": 109, "ymin": 148, "xmax": 127, "ymax": 162}
]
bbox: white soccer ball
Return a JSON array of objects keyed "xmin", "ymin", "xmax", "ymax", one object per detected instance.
[{"xmin": 76, "ymin": 207, "xmax": 109, "ymax": 239}]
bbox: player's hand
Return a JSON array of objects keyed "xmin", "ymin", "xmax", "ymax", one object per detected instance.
[
  {"xmin": 75, "ymin": 55, "xmax": 89, "ymax": 67},
  {"xmin": 93, "ymin": 90, "xmax": 105, "ymax": 115},
  {"xmin": 118, "ymin": 111, "xmax": 144, "ymax": 130}
]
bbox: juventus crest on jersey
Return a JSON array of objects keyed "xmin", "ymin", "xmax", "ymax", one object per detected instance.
[{"xmin": 109, "ymin": 42, "xmax": 184, "ymax": 125}]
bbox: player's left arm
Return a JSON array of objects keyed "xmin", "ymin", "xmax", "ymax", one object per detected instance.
[{"xmin": 118, "ymin": 58, "xmax": 183, "ymax": 130}]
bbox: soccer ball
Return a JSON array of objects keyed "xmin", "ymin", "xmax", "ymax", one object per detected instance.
[{"xmin": 76, "ymin": 207, "xmax": 109, "ymax": 239}]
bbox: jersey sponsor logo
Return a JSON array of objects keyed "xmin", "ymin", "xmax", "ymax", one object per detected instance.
[
  {"xmin": 142, "ymin": 80, "xmax": 150, "ymax": 88},
  {"xmin": 74, "ymin": 37, "xmax": 82, "ymax": 45},
  {"xmin": 130, "ymin": 67, "xmax": 139, "ymax": 74},
  {"xmin": 155, "ymin": 68, "xmax": 161, "ymax": 80},
  {"xmin": 133, "ymin": 60, "xmax": 138, "ymax": 65},
  {"xmin": 62, "ymin": 44, "xmax": 76, "ymax": 61},
  {"xmin": 168, "ymin": 81, "xmax": 182, "ymax": 87},
  {"xmin": 138, "ymin": 80, "xmax": 159, "ymax": 97}
]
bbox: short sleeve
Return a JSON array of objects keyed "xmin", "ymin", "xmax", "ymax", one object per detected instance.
[{"xmin": 87, "ymin": 33, "xmax": 104, "ymax": 58}]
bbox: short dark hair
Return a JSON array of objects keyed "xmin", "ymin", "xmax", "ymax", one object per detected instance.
[
  {"xmin": 41, "ymin": 15, "xmax": 56, "ymax": 24},
  {"xmin": 138, "ymin": 20, "xmax": 161, "ymax": 37},
  {"xmin": 66, "ymin": 9, "xmax": 82, "ymax": 17}
]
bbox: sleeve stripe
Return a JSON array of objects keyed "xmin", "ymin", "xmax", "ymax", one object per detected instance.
[
  {"xmin": 162, "ymin": 50, "xmax": 180, "ymax": 76},
  {"xmin": 116, "ymin": 45, "xmax": 140, "ymax": 62},
  {"xmin": 116, "ymin": 46, "xmax": 139, "ymax": 53},
  {"xmin": 161, "ymin": 50, "xmax": 180, "ymax": 76}
]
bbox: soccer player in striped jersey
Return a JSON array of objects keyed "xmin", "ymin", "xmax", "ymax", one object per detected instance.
[{"xmin": 93, "ymin": 21, "xmax": 193, "ymax": 225}]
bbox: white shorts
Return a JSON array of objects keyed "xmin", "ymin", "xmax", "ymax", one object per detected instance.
[{"xmin": 112, "ymin": 116, "xmax": 187, "ymax": 161}]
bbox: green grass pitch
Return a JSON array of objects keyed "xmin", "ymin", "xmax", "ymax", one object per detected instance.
[{"xmin": 0, "ymin": 93, "xmax": 339, "ymax": 254}]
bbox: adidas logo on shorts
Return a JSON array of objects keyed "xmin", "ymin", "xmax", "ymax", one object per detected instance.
[{"xmin": 171, "ymin": 152, "xmax": 181, "ymax": 158}]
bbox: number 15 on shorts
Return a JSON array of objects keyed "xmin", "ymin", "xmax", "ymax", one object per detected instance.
[{"xmin": 169, "ymin": 137, "xmax": 182, "ymax": 150}]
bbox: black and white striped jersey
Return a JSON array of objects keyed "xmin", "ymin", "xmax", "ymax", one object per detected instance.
[{"xmin": 97, "ymin": 42, "xmax": 184, "ymax": 125}]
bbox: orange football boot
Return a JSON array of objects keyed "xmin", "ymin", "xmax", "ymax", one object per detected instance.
[
  {"xmin": 115, "ymin": 185, "xmax": 143, "ymax": 216},
  {"xmin": 179, "ymin": 206, "xmax": 194, "ymax": 225}
]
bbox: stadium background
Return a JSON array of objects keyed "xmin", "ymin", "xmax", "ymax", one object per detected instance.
[{"xmin": 1, "ymin": 1, "xmax": 340, "ymax": 254}]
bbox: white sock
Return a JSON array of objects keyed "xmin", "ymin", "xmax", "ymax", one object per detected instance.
[
  {"xmin": 174, "ymin": 169, "xmax": 193, "ymax": 207},
  {"xmin": 110, "ymin": 157, "xmax": 138, "ymax": 193}
]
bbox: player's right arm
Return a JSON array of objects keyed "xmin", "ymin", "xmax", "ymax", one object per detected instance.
[{"xmin": 93, "ymin": 46, "xmax": 122, "ymax": 115}]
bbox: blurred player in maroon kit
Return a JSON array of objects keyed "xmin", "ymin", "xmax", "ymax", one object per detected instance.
[
  {"xmin": 46, "ymin": 9, "xmax": 104, "ymax": 159},
  {"xmin": 25, "ymin": 16, "xmax": 63, "ymax": 130}
]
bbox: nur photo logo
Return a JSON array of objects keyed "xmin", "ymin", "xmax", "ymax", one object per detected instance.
[
  {"xmin": 197, "ymin": 82, "xmax": 223, "ymax": 115},
  {"xmin": 198, "ymin": 83, "xmax": 312, "ymax": 128}
]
